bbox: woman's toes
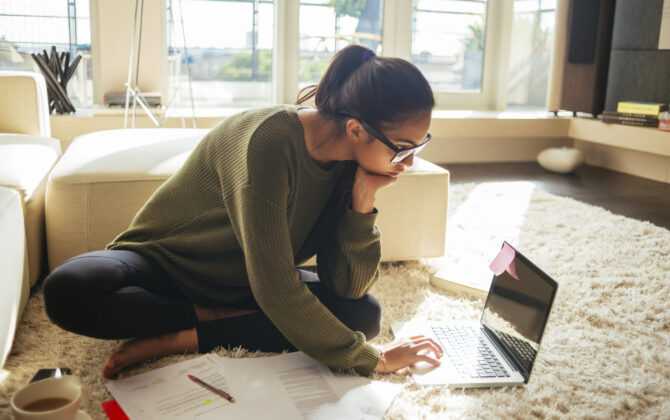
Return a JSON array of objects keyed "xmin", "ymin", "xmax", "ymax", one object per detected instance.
[
  {"xmin": 102, "ymin": 344, "xmax": 130, "ymax": 378},
  {"xmin": 100, "ymin": 330, "xmax": 198, "ymax": 379},
  {"xmin": 102, "ymin": 358, "xmax": 119, "ymax": 378}
]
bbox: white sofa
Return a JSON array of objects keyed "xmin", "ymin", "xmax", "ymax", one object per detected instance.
[
  {"xmin": 0, "ymin": 187, "xmax": 28, "ymax": 368},
  {"xmin": 46, "ymin": 128, "xmax": 450, "ymax": 271},
  {"xmin": 0, "ymin": 71, "xmax": 62, "ymax": 368}
]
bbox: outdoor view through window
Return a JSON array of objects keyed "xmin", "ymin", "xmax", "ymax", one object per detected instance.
[
  {"xmin": 411, "ymin": 0, "xmax": 488, "ymax": 93},
  {"xmin": 0, "ymin": 0, "xmax": 93, "ymax": 108},
  {"xmin": 1, "ymin": 0, "xmax": 555, "ymax": 111}
]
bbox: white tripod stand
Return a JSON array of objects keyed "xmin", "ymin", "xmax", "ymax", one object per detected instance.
[{"xmin": 124, "ymin": 0, "xmax": 196, "ymax": 128}]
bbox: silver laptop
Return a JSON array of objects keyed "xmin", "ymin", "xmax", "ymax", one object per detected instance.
[{"xmin": 392, "ymin": 242, "xmax": 558, "ymax": 388}]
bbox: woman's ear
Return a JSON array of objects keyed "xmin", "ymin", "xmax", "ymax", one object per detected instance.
[{"xmin": 345, "ymin": 118, "xmax": 365, "ymax": 144}]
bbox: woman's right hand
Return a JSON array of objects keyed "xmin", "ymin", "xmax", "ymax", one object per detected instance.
[
  {"xmin": 373, "ymin": 335, "xmax": 444, "ymax": 374},
  {"xmin": 351, "ymin": 166, "xmax": 397, "ymax": 214}
]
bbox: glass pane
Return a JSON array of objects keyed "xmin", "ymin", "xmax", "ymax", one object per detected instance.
[
  {"xmin": 411, "ymin": 0, "xmax": 488, "ymax": 93},
  {"xmin": 167, "ymin": 0, "xmax": 274, "ymax": 109},
  {"xmin": 507, "ymin": 0, "xmax": 556, "ymax": 109},
  {"xmin": 299, "ymin": 0, "xmax": 384, "ymax": 87},
  {"xmin": 0, "ymin": 0, "xmax": 93, "ymax": 108}
]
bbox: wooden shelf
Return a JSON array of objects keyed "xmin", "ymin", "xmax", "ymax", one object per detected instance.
[{"xmin": 569, "ymin": 118, "xmax": 670, "ymax": 157}]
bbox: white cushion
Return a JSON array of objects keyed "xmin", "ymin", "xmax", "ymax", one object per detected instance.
[
  {"xmin": 49, "ymin": 128, "xmax": 207, "ymax": 183},
  {"xmin": 537, "ymin": 147, "xmax": 584, "ymax": 173},
  {"xmin": 0, "ymin": 71, "xmax": 51, "ymax": 137},
  {"xmin": 46, "ymin": 128, "xmax": 449, "ymax": 270},
  {"xmin": 0, "ymin": 134, "xmax": 61, "ymax": 286},
  {"xmin": 46, "ymin": 129, "xmax": 209, "ymax": 270},
  {"xmin": 0, "ymin": 186, "xmax": 29, "ymax": 368},
  {"xmin": 0, "ymin": 134, "xmax": 61, "ymax": 198}
]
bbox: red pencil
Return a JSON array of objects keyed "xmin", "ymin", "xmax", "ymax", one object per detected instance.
[{"xmin": 187, "ymin": 374, "xmax": 236, "ymax": 403}]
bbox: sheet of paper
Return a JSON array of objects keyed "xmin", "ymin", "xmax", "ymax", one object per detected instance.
[
  {"xmin": 106, "ymin": 355, "xmax": 292, "ymax": 420},
  {"xmin": 216, "ymin": 352, "xmax": 401, "ymax": 420},
  {"xmin": 106, "ymin": 352, "xmax": 401, "ymax": 420},
  {"xmin": 331, "ymin": 371, "xmax": 402, "ymax": 420},
  {"xmin": 216, "ymin": 353, "xmax": 342, "ymax": 419}
]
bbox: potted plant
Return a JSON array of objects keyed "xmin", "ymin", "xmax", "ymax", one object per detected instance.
[{"xmin": 462, "ymin": 18, "xmax": 485, "ymax": 90}]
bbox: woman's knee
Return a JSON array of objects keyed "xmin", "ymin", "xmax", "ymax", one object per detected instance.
[
  {"xmin": 42, "ymin": 266, "xmax": 85, "ymax": 327},
  {"xmin": 42, "ymin": 270, "xmax": 72, "ymax": 325},
  {"xmin": 42, "ymin": 256, "xmax": 117, "ymax": 328},
  {"xmin": 343, "ymin": 295, "xmax": 382, "ymax": 341},
  {"xmin": 362, "ymin": 295, "xmax": 382, "ymax": 340}
]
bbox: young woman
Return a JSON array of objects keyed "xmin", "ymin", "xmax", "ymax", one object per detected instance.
[{"xmin": 43, "ymin": 45, "xmax": 443, "ymax": 379}]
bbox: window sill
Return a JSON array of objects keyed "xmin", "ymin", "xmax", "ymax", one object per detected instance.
[
  {"xmin": 50, "ymin": 109, "xmax": 668, "ymax": 159},
  {"xmin": 58, "ymin": 105, "xmax": 575, "ymax": 120}
]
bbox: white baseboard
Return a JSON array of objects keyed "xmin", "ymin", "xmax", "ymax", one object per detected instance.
[
  {"xmin": 422, "ymin": 137, "xmax": 572, "ymax": 163},
  {"xmin": 423, "ymin": 137, "xmax": 670, "ymax": 184},
  {"xmin": 575, "ymin": 141, "xmax": 670, "ymax": 183}
]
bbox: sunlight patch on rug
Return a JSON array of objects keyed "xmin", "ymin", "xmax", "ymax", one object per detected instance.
[{"xmin": 429, "ymin": 181, "xmax": 536, "ymax": 292}]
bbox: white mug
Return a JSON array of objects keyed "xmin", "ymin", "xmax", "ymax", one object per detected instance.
[{"xmin": 10, "ymin": 375, "xmax": 86, "ymax": 420}]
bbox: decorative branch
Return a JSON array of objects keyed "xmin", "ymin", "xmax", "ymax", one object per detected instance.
[{"xmin": 31, "ymin": 46, "xmax": 82, "ymax": 114}]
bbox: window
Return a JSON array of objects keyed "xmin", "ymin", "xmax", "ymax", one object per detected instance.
[
  {"xmin": 506, "ymin": 0, "xmax": 556, "ymax": 109},
  {"xmin": 1, "ymin": 1, "xmax": 556, "ymax": 113},
  {"xmin": 0, "ymin": 0, "xmax": 92, "ymax": 108},
  {"xmin": 411, "ymin": 0, "xmax": 488, "ymax": 93},
  {"xmin": 167, "ymin": 0, "xmax": 275, "ymax": 109},
  {"xmin": 298, "ymin": 0, "xmax": 384, "ymax": 87}
]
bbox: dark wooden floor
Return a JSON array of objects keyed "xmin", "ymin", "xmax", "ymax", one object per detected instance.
[{"xmin": 440, "ymin": 162, "xmax": 670, "ymax": 230}]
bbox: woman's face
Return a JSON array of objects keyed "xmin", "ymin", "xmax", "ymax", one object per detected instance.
[{"xmin": 352, "ymin": 111, "xmax": 432, "ymax": 177}]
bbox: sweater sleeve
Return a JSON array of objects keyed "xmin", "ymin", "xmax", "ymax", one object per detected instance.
[
  {"xmin": 224, "ymin": 185, "xmax": 380, "ymax": 376},
  {"xmin": 311, "ymin": 167, "xmax": 382, "ymax": 299},
  {"xmin": 315, "ymin": 207, "xmax": 382, "ymax": 299}
]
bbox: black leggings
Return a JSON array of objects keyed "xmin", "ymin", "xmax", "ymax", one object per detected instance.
[{"xmin": 42, "ymin": 250, "xmax": 381, "ymax": 353}]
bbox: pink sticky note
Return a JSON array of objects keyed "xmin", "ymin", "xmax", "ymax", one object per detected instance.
[{"xmin": 489, "ymin": 243, "xmax": 519, "ymax": 280}]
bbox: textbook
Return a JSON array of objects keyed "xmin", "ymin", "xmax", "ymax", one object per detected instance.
[{"xmin": 616, "ymin": 101, "xmax": 668, "ymax": 116}]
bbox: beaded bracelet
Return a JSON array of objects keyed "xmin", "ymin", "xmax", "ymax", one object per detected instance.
[{"xmin": 379, "ymin": 351, "xmax": 388, "ymax": 374}]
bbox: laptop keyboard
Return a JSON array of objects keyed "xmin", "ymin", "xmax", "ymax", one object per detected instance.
[
  {"xmin": 496, "ymin": 330, "xmax": 536, "ymax": 371},
  {"xmin": 432, "ymin": 326, "xmax": 511, "ymax": 379}
]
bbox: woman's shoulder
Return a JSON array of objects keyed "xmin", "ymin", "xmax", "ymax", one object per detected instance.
[
  {"xmin": 220, "ymin": 104, "xmax": 299, "ymax": 131},
  {"xmin": 202, "ymin": 105, "xmax": 300, "ymax": 150}
]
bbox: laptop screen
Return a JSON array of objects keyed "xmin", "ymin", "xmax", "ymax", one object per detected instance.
[{"xmin": 480, "ymin": 243, "xmax": 557, "ymax": 380}]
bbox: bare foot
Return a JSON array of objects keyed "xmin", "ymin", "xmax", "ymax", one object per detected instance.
[
  {"xmin": 193, "ymin": 303, "xmax": 257, "ymax": 322},
  {"xmin": 102, "ymin": 328, "xmax": 198, "ymax": 379}
]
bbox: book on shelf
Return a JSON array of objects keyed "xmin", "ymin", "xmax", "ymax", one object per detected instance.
[
  {"xmin": 601, "ymin": 118, "xmax": 658, "ymax": 127},
  {"xmin": 616, "ymin": 101, "xmax": 668, "ymax": 116},
  {"xmin": 601, "ymin": 110, "xmax": 659, "ymax": 127},
  {"xmin": 602, "ymin": 110, "xmax": 659, "ymax": 121}
]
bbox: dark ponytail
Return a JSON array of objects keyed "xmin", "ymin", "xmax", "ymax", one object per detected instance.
[{"xmin": 296, "ymin": 45, "xmax": 434, "ymax": 129}]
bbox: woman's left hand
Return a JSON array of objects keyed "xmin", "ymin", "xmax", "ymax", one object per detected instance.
[{"xmin": 351, "ymin": 166, "xmax": 397, "ymax": 214}]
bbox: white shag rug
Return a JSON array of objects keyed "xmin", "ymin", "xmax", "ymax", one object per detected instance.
[{"xmin": 1, "ymin": 181, "xmax": 669, "ymax": 419}]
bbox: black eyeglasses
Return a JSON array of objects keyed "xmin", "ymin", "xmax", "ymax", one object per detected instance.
[{"xmin": 340, "ymin": 112, "xmax": 431, "ymax": 163}]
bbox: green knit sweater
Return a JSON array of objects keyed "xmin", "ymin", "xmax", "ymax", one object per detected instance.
[{"xmin": 107, "ymin": 105, "xmax": 382, "ymax": 375}]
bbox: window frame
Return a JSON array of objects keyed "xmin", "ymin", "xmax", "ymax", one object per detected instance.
[
  {"xmin": 86, "ymin": 0, "xmax": 522, "ymax": 112},
  {"xmin": 276, "ymin": 0, "xmax": 516, "ymax": 110}
]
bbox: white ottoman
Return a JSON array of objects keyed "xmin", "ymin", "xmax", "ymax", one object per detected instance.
[
  {"xmin": 0, "ymin": 186, "xmax": 29, "ymax": 368},
  {"xmin": 0, "ymin": 134, "xmax": 62, "ymax": 286},
  {"xmin": 46, "ymin": 128, "xmax": 449, "ymax": 270}
]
